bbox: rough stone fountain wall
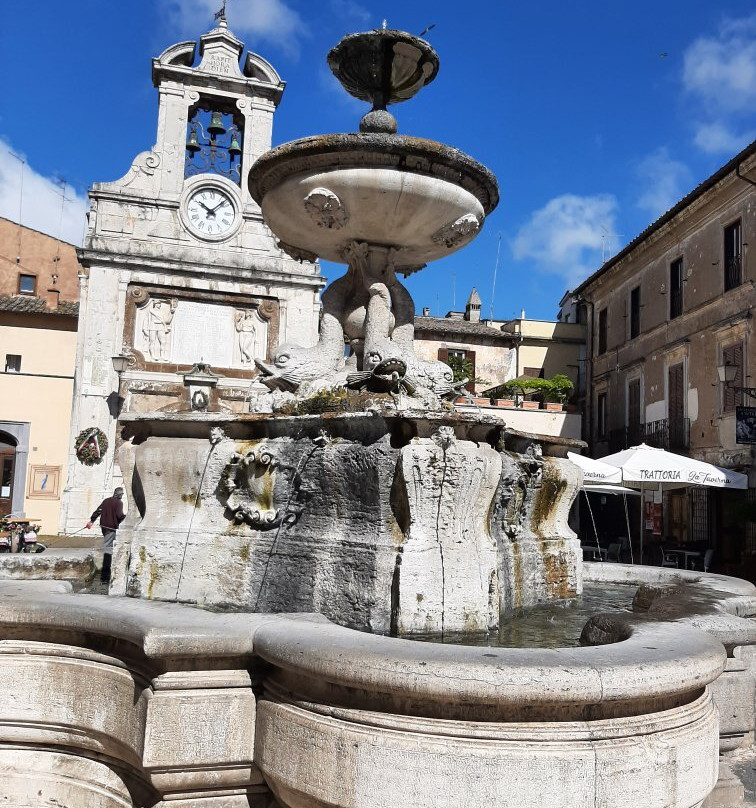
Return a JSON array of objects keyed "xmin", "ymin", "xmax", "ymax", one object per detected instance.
[{"xmin": 114, "ymin": 413, "xmax": 581, "ymax": 635}]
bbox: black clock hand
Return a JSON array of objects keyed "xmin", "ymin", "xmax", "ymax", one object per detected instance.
[{"xmin": 208, "ymin": 199, "xmax": 228, "ymax": 215}]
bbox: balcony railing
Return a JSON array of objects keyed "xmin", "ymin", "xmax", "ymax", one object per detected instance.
[
  {"xmin": 606, "ymin": 418, "xmax": 690, "ymax": 453},
  {"xmin": 725, "ymin": 255, "xmax": 742, "ymax": 291}
]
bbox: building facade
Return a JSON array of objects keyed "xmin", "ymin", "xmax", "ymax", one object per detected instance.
[
  {"xmin": 574, "ymin": 141, "xmax": 756, "ymax": 573},
  {"xmin": 0, "ymin": 217, "xmax": 81, "ymax": 532},
  {"xmin": 59, "ymin": 19, "xmax": 323, "ymax": 532}
]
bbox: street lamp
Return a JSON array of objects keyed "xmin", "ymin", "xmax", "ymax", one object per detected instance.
[
  {"xmin": 717, "ymin": 363, "xmax": 756, "ymax": 400},
  {"xmin": 111, "ymin": 353, "xmax": 131, "ymax": 375},
  {"xmin": 111, "ymin": 351, "xmax": 133, "ymax": 417},
  {"xmin": 717, "ymin": 363, "xmax": 738, "ymax": 384}
]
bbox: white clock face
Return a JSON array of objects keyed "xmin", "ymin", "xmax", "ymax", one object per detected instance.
[{"xmin": 186, "ymin": 187, "xmax": 236, "ymax": 238}]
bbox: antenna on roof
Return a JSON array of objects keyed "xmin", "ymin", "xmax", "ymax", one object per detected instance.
[
  {"xmin": 490, "ymin": 231, "xmax": 501, "ymax": 320},
  {"xmin": 52, "ymin": 177, "xmax": 70, "ymax": 263},
  {"xmin": 7, "ymin": 150, "xmax": 26, "ymax": 263},
  {"xmin": 600, "ymin": 225, "xmax": 623, "ymax": 263}
]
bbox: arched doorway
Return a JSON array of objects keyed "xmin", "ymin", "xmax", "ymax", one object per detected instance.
[{"xmin": 0, "ymin": 434, "xmax": 18, "ymax": 516}]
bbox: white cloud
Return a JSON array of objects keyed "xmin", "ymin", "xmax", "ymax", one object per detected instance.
[
  {"xmin": 160, "ymin": 0, "xmax": 306, "ymax": 58},
  {"xmin": 634, "ymin": 148, "xmax": 692, "ymax": 218},
  {"xmin": 682, "ymin": 13, "xmax": 756, "ymax": 153},
  {"xmin": 512, "ymin": 193, "xmax": 618, "ymax": 287},
  {"xmin": 693, "ymin": 122, "xmax": 755, "ymax": 155},
  {"xmin": 683, "ymin": 14, "xmax": 756, "ymax": 113},
  {"xmin": 0, "ymin": 140, "xmax": 88, "ymax": 246}
]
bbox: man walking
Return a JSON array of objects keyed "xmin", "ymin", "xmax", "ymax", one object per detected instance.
[{"xmin": 86, "ymin": 487, "xmax": 126, "ymax": 583}]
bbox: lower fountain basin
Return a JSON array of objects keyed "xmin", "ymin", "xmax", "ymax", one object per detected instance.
[
  {"xmin": 0, "ymin": 579, "xmax": 734, "ymax": 808},
  {"xmin": 248, "ymin": 133, "xmax": 499, "ymax": 266}
]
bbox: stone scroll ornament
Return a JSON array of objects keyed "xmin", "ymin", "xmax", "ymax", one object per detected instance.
[
  {"xmin": 74, "ymin": 427, "xmax": 109, "ymax": 466},
  {"xmin": 432, "ymin": 213, "xmax": 481, "ymax": 248},
  {"xmin": 304, "ymin": 188, "xmax": 348, "ymax": 229},
  {"xmin": 222, "ymin": 445, "xmax": 305, "ymax": 529}
]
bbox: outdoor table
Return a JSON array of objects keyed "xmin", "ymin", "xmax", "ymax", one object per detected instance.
[
  {"xmin": 670, "ymin": 549, "xmax": 701, "ymax": 570},
  {"xmin": 581, "ymin": 545, "xmax": 607, "ymax": 561}
]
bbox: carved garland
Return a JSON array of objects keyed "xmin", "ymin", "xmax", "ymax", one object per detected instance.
[{"xmin": 74, "ymin": 428, "xmax": 109, "ymax": 466}]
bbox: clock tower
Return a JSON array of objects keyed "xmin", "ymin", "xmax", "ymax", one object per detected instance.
[{"xmin": 60, "ymin": 17, "xmax": 323, "ymax": 532}]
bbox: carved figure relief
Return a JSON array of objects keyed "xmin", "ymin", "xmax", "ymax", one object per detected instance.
[
  {"xmin": 304, "ymin": 188, "xmax": 348, "ymax": 230},
  {"xmin": 143, "ymin": 298, "xmax": 178, "ymax": 362},
  {"xmin": 235, "ymin": 310, "xmax": 257, "ymax": 364}
]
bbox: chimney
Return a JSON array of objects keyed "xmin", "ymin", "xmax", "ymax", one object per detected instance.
[
  {"xmin": 422, "ymin": 306, "xmax": 430, "ymax": 316},
  {"xmin": 46, "ymin": 288, "xmax": 60, "ymax": 310}
]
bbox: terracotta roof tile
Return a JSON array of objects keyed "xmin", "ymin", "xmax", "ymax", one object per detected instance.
[
  {"xmin": 414, "ymin": 315, "xmax": 514, "ymax": 341},
  {"xmin": 0, "ymin": 294, "xmax": 78, "ymax": 317}
]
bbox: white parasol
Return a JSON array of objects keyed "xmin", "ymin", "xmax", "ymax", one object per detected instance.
[{"xmin": 599, "ymin": 443, "xmax": 747, "ymax": 563}]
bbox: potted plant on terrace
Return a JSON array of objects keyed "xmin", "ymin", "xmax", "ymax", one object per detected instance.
[{"xmin": 543, "ymin": 374, "xmax": 574, "ymax": 411}]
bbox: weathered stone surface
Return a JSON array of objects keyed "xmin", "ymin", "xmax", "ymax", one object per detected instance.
[
  {"xmin": 395, "ymin": 432, "xmax": 501, "ymax": 634},
  {"xmin": 0, "ymin": 749, "xmax": 134, "ymax": 807},
  {"xmin": 113, "ymin": 416, "xmax": 583, "ymax": 635},
  {"xmin": 0, "ymin": 549, "xmax": 96, "ymax": 582}
]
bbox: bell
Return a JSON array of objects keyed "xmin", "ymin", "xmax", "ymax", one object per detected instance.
[
  {"xmin": 208, "ymin": 111, "xmax": 226, "ymax": 137},
  {"xmin": 229, "ymin": 131, "xmax": 242, "ymax": 156},
  {"xmin": 186, "ymin": 127, "xmax": 200, "ymax": 154}
]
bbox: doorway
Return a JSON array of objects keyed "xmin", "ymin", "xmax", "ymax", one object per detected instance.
[{"xmin": 0, "ymin": 445, "xmax": 16, "ymax": 516}]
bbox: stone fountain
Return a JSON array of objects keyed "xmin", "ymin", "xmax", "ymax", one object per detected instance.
[
  {"xmin": 113, "ymin": 28, "xmax": 582, "ymax": 637},
  {"xmin": 0, "ymin": 27, "xmax": 753, "ymax": 808}
]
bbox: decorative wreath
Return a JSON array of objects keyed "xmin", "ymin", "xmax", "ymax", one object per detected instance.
[{"xmin": 75, "ymin": 427, "xmax": 109, "ymax": 466}]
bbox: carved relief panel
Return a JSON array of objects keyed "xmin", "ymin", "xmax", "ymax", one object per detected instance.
[{"xmin": 128, "ymin": 287, "xmax": 277, "ymax": 374}]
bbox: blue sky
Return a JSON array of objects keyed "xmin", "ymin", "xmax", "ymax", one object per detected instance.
[{"xmin": 0, "ymin": 0, "xmax": 754, "ymax": 320}]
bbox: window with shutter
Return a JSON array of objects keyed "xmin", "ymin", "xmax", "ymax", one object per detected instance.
[
  {"xmin": 668, "ymin": 363, "xmax": 685, "ymax": 447},
  {"xmin": 598, "ymin": 308, "xmax": 607, "ymax": 355},
  {"xmin": 722, "ymin": 343, "xmax": 743, "ymax": 413}
]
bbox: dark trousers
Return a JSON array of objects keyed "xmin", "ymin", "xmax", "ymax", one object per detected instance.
[{"xmin": 101, "ymin": 552, "xmax": 112, "ymax": 583}]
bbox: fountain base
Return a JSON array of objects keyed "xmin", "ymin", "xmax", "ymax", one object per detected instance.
[{"xmin": 116, "ymin": 410, "xmax": 582, "ymax": 635}]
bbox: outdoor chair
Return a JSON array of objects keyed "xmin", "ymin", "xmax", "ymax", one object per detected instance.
[
  {"xmin": 660, "ymin": 547, "xmax": 679, "ymax": 568},
  {"xmin": 703, "ymin": 548, "xmax": 714, "ymax": 573},
  {"xmin": 606, "ymin": 542, "xmax": 621, "ymax": 562}
]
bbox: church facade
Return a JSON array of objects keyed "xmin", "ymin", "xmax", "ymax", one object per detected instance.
[{"xmin": 60, "ymin": 19, "xmax": 323, "ymax": 532}]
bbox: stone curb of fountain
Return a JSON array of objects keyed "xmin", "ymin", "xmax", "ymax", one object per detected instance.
[{"xmin": 0, "ymin": 580, "xmax": 726, "ymax": 715}]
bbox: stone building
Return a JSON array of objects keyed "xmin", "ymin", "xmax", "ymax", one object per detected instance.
[
  {"xmin": 0, "ymin": 217, "xmax": 81, "ymax": 532},
  {"xmin": 414, "ymin": 289, "xmax": 516, "ymax": 393},
  {"xmin": 59, "ymin": 18, "xmax": 323, "ymax": 532},
  {"xmin": 572, "ymin": 140, "xmax": 756, "ymax": 573}
]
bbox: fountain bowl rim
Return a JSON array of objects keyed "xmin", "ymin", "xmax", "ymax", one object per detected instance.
[{"xmin": 248, "ymin": 132, "xmax": 499, "ymax": 216}]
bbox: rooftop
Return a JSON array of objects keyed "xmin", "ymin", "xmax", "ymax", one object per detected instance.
[{"xmin": 0, "ymin": 294, "xmax": 78, "ymax": 317}]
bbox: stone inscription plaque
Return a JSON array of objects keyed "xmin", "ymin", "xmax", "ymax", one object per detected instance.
[{"xmin": 169, "ymin": 300, "xmax": 267, "ymax": 369}]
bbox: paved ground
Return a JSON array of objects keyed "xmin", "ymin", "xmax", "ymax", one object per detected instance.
[
  {"xmin": 729, "ymin": 747, "xmax": 756, "ymax": 807},
  {"xmin": 40, "ymin": 533, "xmax": 99, "ymax": 549}
]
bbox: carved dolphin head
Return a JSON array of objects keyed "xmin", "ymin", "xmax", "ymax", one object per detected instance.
[{"xmin": 254, "ymin": 343, "xmax": 333, "ymax": 393}]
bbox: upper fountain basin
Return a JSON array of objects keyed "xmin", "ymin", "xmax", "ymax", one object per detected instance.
[{"xmin": 248, "ymin": 133, "xmax": 499, "ymax": 268}]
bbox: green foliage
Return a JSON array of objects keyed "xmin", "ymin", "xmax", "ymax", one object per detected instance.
[
  {"xmin": 487, "ymin": 374, "xmax": 574, "ymax": 402},
  {"xmin": 546, "ymin": 374, "xmax": 574, "ymax": 403},
  {"xmin": 278, "ymin": 387, "xmax": 349, "ymax": 415},
  {"xmin": 446, "ymin": 355, "xmax": 489, "ymax": 386}
]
